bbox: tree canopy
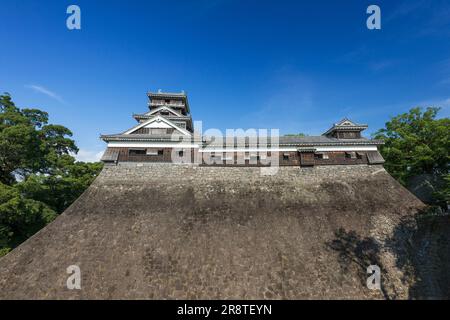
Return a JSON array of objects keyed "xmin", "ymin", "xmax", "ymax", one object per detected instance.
[
  {"xmin": 374, "ymin": 107, "xmax": 449, "ymax": 206},
  {"xmin": 0, "ymin": 94, "xmax": 79, "ymax": 184},
  {"xmin": 0, "ymin": 93, "xmax": 103, "ymax": 256}
]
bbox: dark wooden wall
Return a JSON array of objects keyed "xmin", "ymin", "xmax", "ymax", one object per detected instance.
[{"xmin": 105, "ymin": 147, "xmax": 372, "ymax": 166}]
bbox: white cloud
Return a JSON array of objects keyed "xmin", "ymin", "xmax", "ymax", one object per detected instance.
[
  {"xmin": 413, "ymin": 97, "xmax": 450, "ymax": 110},
  {"xmin": 74, "ymin": 149, "xmax": 104, "ymax": 162},
  {"xmin": 368, "ymin": 60, "xmax": 396, "ymax": 72},
  {"xmin": 25, "ymin": 84, "xmax": 65, "ymax": 104}
]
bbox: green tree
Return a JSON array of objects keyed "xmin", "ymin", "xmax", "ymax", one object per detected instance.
[
  {"xmin": 374, "ymin": 107, "xmax": 449, "ymax": 206},
  {"xmin": 434, "ymin": 173, "xmax": 450, "ymax": 206},
  {"xmin": 0, "ymin": 182, "xmax": 56, "ymax": 251},
  {"xmin": 0, "ymin": 93, "xmax": 78, "ymax": 184},
  {"xmin": 17, "ymin": 160, "xmax": 103, "ymax": 213},
  {"xmin": 0, "ymin": 93, "xmax": 103, "ymax": 257}
]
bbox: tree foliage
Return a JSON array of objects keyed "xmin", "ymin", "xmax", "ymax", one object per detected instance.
[
  {"xmin": 0, "ymin": 182, "xmax": 56, "ymax": 250},
  {"xmin": 0, "ymin": 94, "xmax": 79, "ymax": 183},
  {"xmin": 374, "ymin": 107, "xmax": 449, "ymax": 206},
  {"xmin": 0, "ymin": 93, "xmax": 103, "ymax": 257}
]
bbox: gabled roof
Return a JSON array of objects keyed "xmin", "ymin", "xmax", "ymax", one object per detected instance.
[
  {"xmin": 133, "ymin": 113, "xmax": 192, "ymax": 121},
  {"xmin": 323, "ymin": 118, "xmax": 368, "ymax": 136},
  {"xmin": 101, "ymin": 134, "xmax": 193, "ymax": 142},
  {"xmin": 144, "ymin": 106, "xmax": 183, "ymax": 117},
  {"xmin": 120, "ymin": 115, "xmax": 192, "ymax": 136}
]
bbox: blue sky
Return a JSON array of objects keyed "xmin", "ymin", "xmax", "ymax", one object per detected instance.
[{"xmin": 1, "ymin": 0, "xmax": 449, "ymax": 161}]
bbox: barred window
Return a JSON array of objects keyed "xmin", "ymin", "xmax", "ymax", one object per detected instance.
[{"xmin": 129, "ymin": 149, "xmax": 146, "ymax": 156}]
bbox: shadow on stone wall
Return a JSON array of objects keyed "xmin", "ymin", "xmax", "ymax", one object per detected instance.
[{"xmin": 327, "ymin": 209, "xmax": 450, "ymax": 299}]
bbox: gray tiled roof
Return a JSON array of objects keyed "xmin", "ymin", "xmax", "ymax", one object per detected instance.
[
  {"xmin": 323, "ymin": 118, "xmax": 369, "ymax": 135},
  {"xmin": 203, "ymin": 136, "xmax": 383, "ymax": 146},
  {"xmin": 101, "ymin": 133, "xmax": 384, "ymax": 146},
  {"xmin": 100, "ymin": 149, "xmax": 119, "ymax": 162},
  {"xmin": 133, "ymin": 113, "xmax": 192, "ymax": 120},
  {"xmin": 367, "ymin": 150, "xmax": 385, "ymax": 164},
  {"xmin": 101, "ymin": 133, "xmax": 190, "ymax": 141},
  {"xmin": 147, "ymin": 91, "xmax": 187, "ymax": 98}
]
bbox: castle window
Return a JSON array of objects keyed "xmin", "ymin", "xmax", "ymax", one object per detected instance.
[
  {"xmin": 174, "ymin": 122, "xmax": 186, "ymax": 129},
  {"xmin": 178, "ymin": 151, "xmax": 184, "ymax": 157},
  {"xmin": 345, "ymin": 151, "xmax": 357, "ymax": 159},
  {"xmin": 315, "ymin": 153, "xmax": 329, "ymax": 160},
  {"xmin": 147, "ymin": 128, "xmax": 165, "ymax": 135},
  {"xmin": 145, "ymin": 149, "xmax": 163, "ymax": 156},
  {"xmin": 283, "ymin": 153, "xmax": 290, "ymax": 160},
  {"xmin": 146, "ymin": 150, "xmax": 158, "ymax": 156},
  {"xmin": 210, "ymin": 153, "xmax": 222, "ymax": 161},
  {"xmin": 129, "ymin": 149, "xmax": 146, "ymax": 156}
]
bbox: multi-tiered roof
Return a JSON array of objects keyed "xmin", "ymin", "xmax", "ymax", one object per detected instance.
[
  {"xmin": 100, "ymin": 90, "xmax": 384, "ymax": 165},
  {"xmin": 101, "ymin": 91, "xmax": 194, "ymax": 142}
]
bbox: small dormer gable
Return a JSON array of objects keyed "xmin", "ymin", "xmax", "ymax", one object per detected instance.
[
  {"xmin": 323, "ymin": 118, "xmax": 368, "ymax": 139},
  {"xmin": 335, "ymin": 118, "xmax": 358, "ymax": 127}
]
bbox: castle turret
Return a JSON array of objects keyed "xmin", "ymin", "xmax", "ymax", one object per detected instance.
[
  {"xmin": 132, "ymin": 90, "xmax": 193, "ymax": 132},
  {"xmin": 322, "ymin": 118, "xmax": 368, "ymax": 139},
  {"xmin": 147, "ymin": 90, "xmax": 190, "ymax": 115}
]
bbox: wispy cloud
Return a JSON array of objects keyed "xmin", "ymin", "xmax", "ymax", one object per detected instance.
[
  {"xmin": 25, "ymin": 84, "xmax": 65, "ymax": 104},
  {"xmin": 427, "ymin": 97, "xmax": 450, "ymax": 112},
  {"xmin": 74, "ymin": 149, "xmax": 103, "ymax": 162},
  {"xmin": 437, "ymin": 58, "xmax": 450, "ymax": 87},
  {"xmin": 240, "ymin": 68, "xmax": 317, "ymax": 134},
  {"xmin": 368, "ymin": 60, "xmax": 396, "ymax": 72},
  {"xmin": 338, "ymin": 46, "xmax": 397, "ymax": 73},
  {"xmin": 386, "ymin": 0, "xmax": 450, "ymax": 37},
  {"xmin": 385, "ymin": 0, "xmax": 430, "ymax": 23}
]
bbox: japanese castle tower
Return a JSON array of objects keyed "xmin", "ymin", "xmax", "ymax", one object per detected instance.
[{"xmin": 100, "ymin": 90, "xmax": 385, "ymax": 166}]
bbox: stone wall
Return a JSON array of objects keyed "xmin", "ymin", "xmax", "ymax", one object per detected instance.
[
  {"xmin": 1, "ymin": 163, "xmax": 447, "ymax": 299},
  {"xmin": 99, "ymin": 162, "xmax": 382, "ymax": 182}
]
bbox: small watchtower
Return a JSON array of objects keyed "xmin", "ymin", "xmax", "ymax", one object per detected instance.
[
  {"xmin": 147, "ymin": 90, "xmax": 190, "ymax": 116},
  {"xmin": 322, "ymin": 118, "xmax": 368, "ymax": 139}
]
